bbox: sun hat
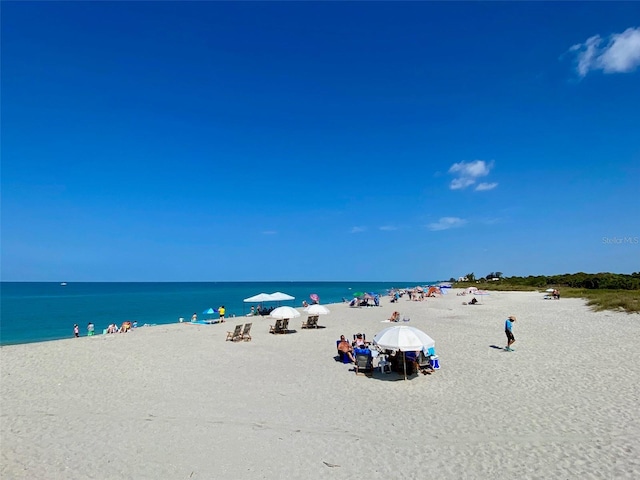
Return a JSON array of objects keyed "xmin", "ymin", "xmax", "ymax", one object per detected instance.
[{"xmin": 508, "ymin": 315, "xmax": 517, "ymax": 320}]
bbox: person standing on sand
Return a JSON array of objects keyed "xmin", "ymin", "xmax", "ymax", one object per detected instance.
[
  {"xmin": 505, "ymin": 315, "xmax": 516, "ymax": 351},
  {"xmin": 73, "ymin": 324, "xmax": 79, "ymax": 338},
  {"xmin": 219, "ymin": 306, "xmax": 225, "ymax": 322}
]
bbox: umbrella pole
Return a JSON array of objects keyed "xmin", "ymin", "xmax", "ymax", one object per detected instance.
[{"xmin": 403, "ymin": 351, "xmax": 407, "ymax": 380}]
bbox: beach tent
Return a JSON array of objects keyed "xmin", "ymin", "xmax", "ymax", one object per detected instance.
[
  {"xmin": 465, "ymin": 287, "xmax": 478, "ymax": 295},
  {"xmin": 244, "ymin": 293, "xmax": 274, "ymax": 303},
  {"xmin": 269, "ymin": 292, "xmax": 295, "ymax": 301},
  {"xmin": 427, "ymin": 286, "xmax": 441, "ymax": 297}
]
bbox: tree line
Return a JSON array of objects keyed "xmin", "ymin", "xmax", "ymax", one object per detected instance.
[{"xmin": 451, "ymin": 272, "xmax": 640, "ymax": 290}]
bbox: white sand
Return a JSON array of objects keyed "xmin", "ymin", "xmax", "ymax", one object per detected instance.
[{"xmin": 2, "ymin": 290, "xmax": 639, "ymax": 479}]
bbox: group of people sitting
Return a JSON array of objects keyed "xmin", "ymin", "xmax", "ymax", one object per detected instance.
[
  {"xmin": 335, "ymin": 333, "xmax": 435, "ymax": 376},
  {"xmin": 336, "ymin": 333, "xmax": 369, "ymax": 362},
  {"xmin": 106, "ymin": 321, "xmax": 135, "ymax": 334},
  {"xmin": 246, "ymin": 305, "xmax": 276, "ymax": 316}
]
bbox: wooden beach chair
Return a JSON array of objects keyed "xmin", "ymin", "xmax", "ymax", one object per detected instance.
[
  {"xmin": 269, "ymin": 319, "xmax": 284, "ymax": 334},
  {"xmin": 301, "ymin": 315, "xmax": 318, "ymax": 329},
  {"xmin": 226, "ymin": 324, "xmax": 243, "ymax": 342},
  {"xmin": 281, "ymin": 318, "xmax": 290, "ymax": 334},
  {"xmin": 241, "ymin": 323, "xmax": 252, "ymax": 342}
]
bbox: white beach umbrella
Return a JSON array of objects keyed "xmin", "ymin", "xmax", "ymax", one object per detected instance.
[
  {"xmin": 373, "ymin": 325, "xmax": 435, "ymax": 351},
  {"xmin": 303, "ymin": 304, "xmax": 330, "ymax": 315},
  {"xmin": 269, "ymin": 306, "xmax": 301, "ymax": 320},
  {"xmin": 373, "ymin": 326, "xmax": 436, "ymax": 380}
]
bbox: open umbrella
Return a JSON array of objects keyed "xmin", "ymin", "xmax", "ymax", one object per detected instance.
[
  {"xmin": 304, "ymin": 304, "xmax": 330, "ymax": 315},
  {"xmin": 269, "ymin": 306, "xmax": 301, "ymax": 320},
  {"xmin": 309, "ymin": 293, "xmax": 319, "ymax": 303},
  {"xmin": 373, "ymin": 325, "xmax": 435, "ymax": 380},
  {"xmin": 474, "ymin": 290, "xmax": 490, "ymax": 304}
]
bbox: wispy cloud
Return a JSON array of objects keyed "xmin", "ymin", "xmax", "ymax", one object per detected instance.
[
  {"xmin": 350, "ymin": 226, "xmax": 366, "ymax": 233},
  {"xmin": 475, "ymin": 182, "xmax": 498, "ymax": 191},
  {"xmin": 568, "ymin": 27, "xmax": 640, "ymax": 77},
  {"xmin": 448, "ymin": 160, "xmax": 497, "ymax": 191},
  {"xmin": 427, "ymin": 217, "xmax": 467, "ymax": 231},
  {"xmin": 379, "ymin": 225, "xmax": 397, "ymax": 231}
]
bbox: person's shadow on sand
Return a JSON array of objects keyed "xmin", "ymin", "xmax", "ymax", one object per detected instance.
[{"xmin": 489, "ymin": 345, "xmax": 505, "ymax": 350}]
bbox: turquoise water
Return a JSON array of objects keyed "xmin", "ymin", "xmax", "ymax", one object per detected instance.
[{"xmin": 0, "ymin": 281, "xmax": 434, "ymax": 345}]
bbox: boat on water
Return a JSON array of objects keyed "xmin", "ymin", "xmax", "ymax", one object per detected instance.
[{"xmin": 60, "ymin": 282, "xmax": 67, "ymax": 286}]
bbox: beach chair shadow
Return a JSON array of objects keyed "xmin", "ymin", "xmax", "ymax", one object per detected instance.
[
  {"xmin": 241, "ymin": 323, "xmax": 252, "ymax": 342},
  {"xmin": 226, "ymin": 324, "xmax": 243, "ymax": 342}
]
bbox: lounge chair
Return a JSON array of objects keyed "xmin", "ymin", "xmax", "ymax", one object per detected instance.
[
  {"xmin": 301, "ymin": 315, "xmax": 319, "ymax": 329},
  {"xmin": 241, "ymin": 323, "xmax": 252, "ymax": 341},
  {"xmin": 269, "ymin": 319, "xmax": 284, "ymax": 334},
  {"xmin": 355, "ymin": 351, "xmax": 373, "ymax": 376},
  {"xmin": 226, "ymin": 324, "xmax": 243, "ymax": 342},
  {"xmin": 281, "ymin": 318, "xmax": 290, "ymax": 334}
]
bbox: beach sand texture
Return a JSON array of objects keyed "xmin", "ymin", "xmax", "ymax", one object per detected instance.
[{"xmin": 2, "ymin": 290, "xmax": 639, "ymax": 479}]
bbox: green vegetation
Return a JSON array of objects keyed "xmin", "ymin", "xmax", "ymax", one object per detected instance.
[{"xmin": 453, "ymin": 271, "xmax": 640, "ymax": 314}]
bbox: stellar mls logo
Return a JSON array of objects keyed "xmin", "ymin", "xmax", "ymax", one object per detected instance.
[{"xmin": 602, "ymin": 236, "xmax": 639, "ymax": 245}]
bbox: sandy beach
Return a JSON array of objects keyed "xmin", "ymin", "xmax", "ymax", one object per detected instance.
[{"xmin": 2, "ymin": 289, "xmax": 639, "ymax": 479}]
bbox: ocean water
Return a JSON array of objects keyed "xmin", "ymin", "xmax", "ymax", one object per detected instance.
[{"xmin": 0, "ymin": 281, "xmax": 434, "ymax": 346}]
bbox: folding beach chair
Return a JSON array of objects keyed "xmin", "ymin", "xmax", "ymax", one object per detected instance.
[
  {"xmin": 226, "ymin": 324, "xmax": 243, "ymax": 342},
  {"xmin": 269, "ymin": 319, "xmax": 284, "ymax": 334},
  {"xmin": 241, "ymin": 323, "xmax": 252, "ymax": 342}
]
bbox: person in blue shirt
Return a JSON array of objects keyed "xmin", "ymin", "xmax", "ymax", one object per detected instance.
[{"xmin": 505, "ymin": 315, "xmax": 516, "ymax": 351}]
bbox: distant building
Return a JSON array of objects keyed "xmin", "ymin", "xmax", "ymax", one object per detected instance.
[{"xmin": 458, "ymin": 276, "xmax": 468, "ymax": 282}]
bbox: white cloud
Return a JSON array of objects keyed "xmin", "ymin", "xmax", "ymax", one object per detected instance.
[
  {"xmin": 350, "ymin": 226, "xmax": 366, "ymax": 233},
  {"xmin": 427, "ymin": 217, "xmax": 467, "ymax": 231},
  {"xmin": 379, "ymin": 225, "xmax": 397, "ymax": 231},
  {"xmin": 569, "ymin": 27, "xmax": 640, "ymax": 77},
  {"xmin": 475, "ymin": 182, "xmax": 498, "ymax": 191},
  {"xmin": 448, "ymin": 160, "xmax": 494, "ymax": 190}
]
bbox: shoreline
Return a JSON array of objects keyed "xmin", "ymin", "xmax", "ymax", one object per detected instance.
[{"xmin": 2, "ymin": 289, "xmax": 639, "ymax": 479}]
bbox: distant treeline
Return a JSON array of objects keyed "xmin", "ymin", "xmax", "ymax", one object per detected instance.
[{"xmin": 496, "ymin": 272, "xmax": 640, "ymax": 290}]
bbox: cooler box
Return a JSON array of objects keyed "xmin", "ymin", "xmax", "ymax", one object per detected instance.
[{"xmin": 430, "ymin": 355, "xmax": 440, "ymax": 370}]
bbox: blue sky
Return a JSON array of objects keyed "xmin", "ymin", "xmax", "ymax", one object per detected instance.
[{"xmin": 2, "ymin": 2, "xmax": 639, "ymax": 282}]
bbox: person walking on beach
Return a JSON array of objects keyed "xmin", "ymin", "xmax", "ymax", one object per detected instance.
[
  {"xmin": 191, "ymin": 312, "xmax": 197, "ymax": 322},
  {"xmin": 218, "ymin": 305, "xmax": 226, "ymax": 322},
  {"xmin": 505, "ymin": 315, "xmax": 516, "ymax": 351},
  {"xmin": 87, "ymin": 322, "xmax": 95, "ymax": 336},
  {"xmin": 73, "ymin": 324, "xmax": 79, "ymax": 338}
]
